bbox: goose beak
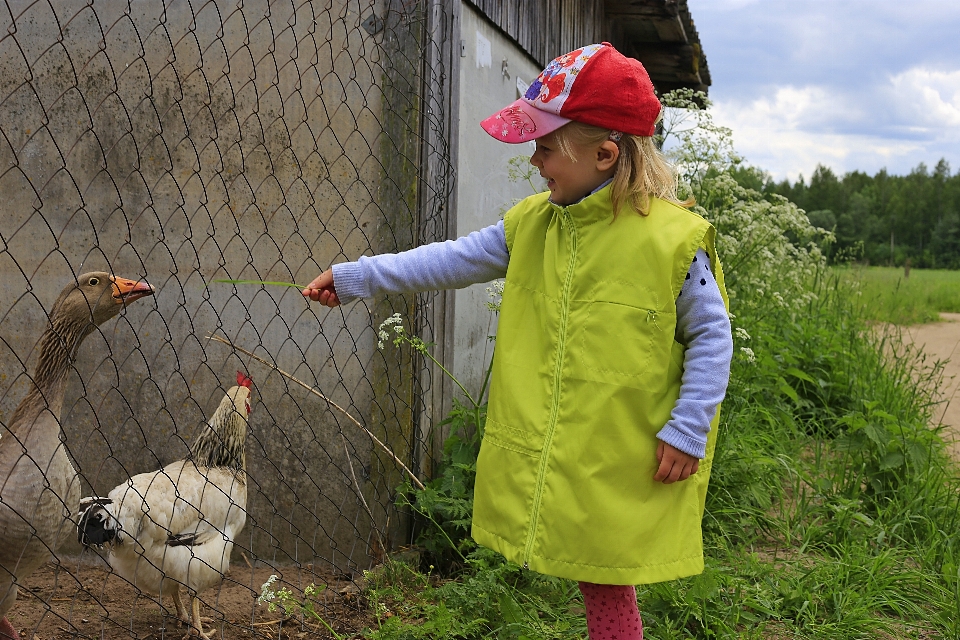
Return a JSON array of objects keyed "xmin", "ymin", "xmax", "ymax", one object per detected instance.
[{"xmin": 110, "ymin": 276, "xmax": 155, "ymax": 305}]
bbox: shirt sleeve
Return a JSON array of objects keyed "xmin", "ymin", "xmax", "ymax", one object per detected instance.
[
  {"xmin": 330, "ymin": 221, "xmax": 510, "ymax": 303},
  {"xmin": 655, "ymin": 248, "xmax": 733, "ymax": 459}
]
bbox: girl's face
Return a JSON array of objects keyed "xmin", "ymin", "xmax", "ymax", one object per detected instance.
[{"xmin": 530, "ymin": 131, "xmax": 617, "ymax": 206}]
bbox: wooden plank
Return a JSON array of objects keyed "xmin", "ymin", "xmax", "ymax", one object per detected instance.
[
  {"xmin": 594, "ymin": 0, "xmax": 606, "ymax": 43},
  {"xmin": 616, "ymin": 16, "xmax": 661, "ymax": 43},
  {"xmin": 605, "ymin": 0, "xmax": 675, "ymax": 18},
  {"xmin": 652, "ymin": 15, "xmax": 688, "ymax": 42},
  {"xmin": 547, "ymin": 0, "xmax": 561, "ymax": 61},
  {"xmin": 559, "ymin": 0, "xmax": 574, "ymax": 55},
  {"xmin": 518, "ymin": 0, "xmax": 538, "ymax": 65},
  {"xmin": 633, "ymin": 44, "xmax": 701, "ymax": 83},
  {"xmin": 507, "ymin": 0, "xmax": 518, "ymax": 43}
]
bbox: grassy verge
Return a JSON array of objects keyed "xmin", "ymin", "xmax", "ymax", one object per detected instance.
[
  {"xmin": 344, "ymin": 271, "xmax": 960, "ymax": 640},
  {"xmin": 836, "ymin": 265, "xmax": 960, "ymax": 325}
]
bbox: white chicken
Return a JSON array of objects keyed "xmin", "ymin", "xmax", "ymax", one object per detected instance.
[{"xmin": 77, "ymin": 372, "xmax": 253, "ymax": 639}]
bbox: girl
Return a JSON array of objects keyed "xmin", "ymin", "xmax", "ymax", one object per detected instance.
[{"xmin": 304, "ymin": 43, "xmax": 732, "ymax": 640}]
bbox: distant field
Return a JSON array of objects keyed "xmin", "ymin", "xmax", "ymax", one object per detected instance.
[{"xmin": 835, "ymin": 265, "xmax": 960, "ymax": 325}]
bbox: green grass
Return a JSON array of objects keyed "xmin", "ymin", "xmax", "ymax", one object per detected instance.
[
  {"xmin": 339, "ymin": 272, "xmax": 960, "ymax": 640},
  {"xmin": 836, "ymin": 265, "xmax": 960, "ymax": 325}
]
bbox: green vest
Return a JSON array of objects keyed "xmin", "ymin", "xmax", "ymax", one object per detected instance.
[{"xmin": 472, "ymin": 187, "xmax": 728, "ymax": 585}]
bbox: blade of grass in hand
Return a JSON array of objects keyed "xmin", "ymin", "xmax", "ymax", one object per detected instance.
[{"xmin": 209, "ymin": 279, "xmax": 310, "ymax": 289}]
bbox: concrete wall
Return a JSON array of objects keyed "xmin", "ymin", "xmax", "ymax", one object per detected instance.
[
  {"xmin": 451, "ymin": 3, "xmax": 545, "ymax": 393},
  {"xmin": 0, "ymin": 0, "xmax": 429, "ymax": 572}
]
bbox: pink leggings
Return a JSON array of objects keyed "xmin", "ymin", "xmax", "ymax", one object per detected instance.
[{"xmin": 578, "ymin": 582, "xmax": 643, "ymax": 640}]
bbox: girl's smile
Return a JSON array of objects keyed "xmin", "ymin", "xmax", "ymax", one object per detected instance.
[{"xmin": 530, "ymin": 130, "xmax": 618, "ymax": 206}]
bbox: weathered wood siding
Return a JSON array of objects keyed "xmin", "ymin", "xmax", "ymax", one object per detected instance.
[
  {"xmin": 465, "ymin": 0, "xmax": 606, "ymax": 67},
  {"xmin": 465, "ymin": 0, "xmax": 710, "ymax": 94}
]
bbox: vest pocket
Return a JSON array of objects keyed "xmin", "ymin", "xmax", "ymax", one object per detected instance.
[
  {"xmin": 572, "ymin": 301, "xmax": 675, "ymax": 392},
  {"xmin": 483, "ymin": 417, "xmax": 543, "ymax": 457}
]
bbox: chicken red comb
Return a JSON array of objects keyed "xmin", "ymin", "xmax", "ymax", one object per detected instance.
[{"xmin": 237, "ymin": 371, "xmax": 253, "ymax": 388}]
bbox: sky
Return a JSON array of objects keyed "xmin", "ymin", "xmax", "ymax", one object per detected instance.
[{"xmin": 691, "ymin": 1, "xmax": 960, "ymax": 183}]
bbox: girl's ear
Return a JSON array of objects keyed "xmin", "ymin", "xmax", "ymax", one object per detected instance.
[{"xmin": 596, "ymin": 141, "xmax": 620, "ymax": 172}]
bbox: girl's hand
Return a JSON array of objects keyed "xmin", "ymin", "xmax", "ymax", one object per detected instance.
[
  {"xmin": 302, "ymin": 269, "xmax": 341, "ymax": 307},
  {"xmin": 654, "ymin": 441, "xmax": 700, "ymax": 484}
]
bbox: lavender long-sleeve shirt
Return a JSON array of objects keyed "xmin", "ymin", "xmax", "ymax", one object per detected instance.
[{"xmin": 332, "ymin": 221, "xmax": 732, "ymax": 459}]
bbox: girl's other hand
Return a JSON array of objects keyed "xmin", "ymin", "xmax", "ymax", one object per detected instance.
[
  {"xmin": 654, "ymin": 441, "xmax": 700, "ymax": 484},
  {"xmin": 302, "ymin": 269, "xmax": 341, "ymax": 307}
]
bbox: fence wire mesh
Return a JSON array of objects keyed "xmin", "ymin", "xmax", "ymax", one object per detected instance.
[{"xmin": 0, "ymin": 0, "xmax": 454, "ymax": 635}]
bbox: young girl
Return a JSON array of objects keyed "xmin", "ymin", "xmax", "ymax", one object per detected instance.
[{"xmin": 304, "ymin": 43, "xmax": 732, "ymax": 640}]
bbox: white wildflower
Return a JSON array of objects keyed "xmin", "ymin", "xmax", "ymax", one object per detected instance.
[
  {"xmin": 739, "ymin": 347, "xmax": 756, "ymax": 363},
  {"xmin": 485, "ymin": 279, "xmax": 505, "ymax": 312},
  {"xmin": 734, "ymin": 327, "xmax": 751, "ymax": 341},
  {"xmin": 258, "ymin": 574, "xmax": 278, "ymax": 605},
  {"xmin": 377, "ymin": 313, "xmax": 405, "ymax": 349}
]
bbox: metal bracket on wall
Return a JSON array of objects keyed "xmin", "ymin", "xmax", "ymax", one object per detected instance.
[
  {"xmin": 362, "ymin": 11, "xmax": 384, "ymax": 35},
  {"xmin": 501, "ymin": 58, "xmax": 509, "ymax": 80}
]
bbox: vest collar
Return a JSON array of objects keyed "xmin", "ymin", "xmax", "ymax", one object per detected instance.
[{"xmin": 549, "ymin": 183, "xmax": 614, "ymax": 225}]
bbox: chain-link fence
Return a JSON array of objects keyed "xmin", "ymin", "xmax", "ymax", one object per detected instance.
[{"xmin": 0, "ymin": 0, "xmax": 455, "ymax": 635}]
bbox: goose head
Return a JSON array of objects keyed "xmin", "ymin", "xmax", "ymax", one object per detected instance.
[{"xmin": 51, "ymin": 272, "xmax": 155, "ymax": 328}]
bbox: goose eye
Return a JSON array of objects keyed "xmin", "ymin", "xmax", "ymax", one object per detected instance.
[{"xmin": 88, "ymin": 277, "xmax": 100, "ymax": 286}]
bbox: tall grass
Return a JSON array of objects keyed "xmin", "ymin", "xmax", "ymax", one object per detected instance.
[
  {"xmin": 837, "ymin": 265, "xmax": 960, "ymax": 325},
  {"xmin": 350, "ymin": 272, "xmax": 960, "ymax": 640}
]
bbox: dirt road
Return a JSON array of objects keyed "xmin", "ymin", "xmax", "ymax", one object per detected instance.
[{"xmin": 902, "ymin": 312, "xmax": 960, "ymax": 460}]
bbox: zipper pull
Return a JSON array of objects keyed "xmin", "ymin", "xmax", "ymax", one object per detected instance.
[{"xmin": 646, "ymin": 309, "xmax": 660, "ymax": 330}]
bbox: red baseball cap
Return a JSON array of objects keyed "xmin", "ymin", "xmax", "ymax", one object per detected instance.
[{"xmin": 481, "ymin": 43, "xmax": 662, "ymax": 144}]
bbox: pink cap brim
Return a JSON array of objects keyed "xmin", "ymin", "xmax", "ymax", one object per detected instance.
[{"xmin": 480, "ymin": 98, "xmax": 572, "ymax": 144}]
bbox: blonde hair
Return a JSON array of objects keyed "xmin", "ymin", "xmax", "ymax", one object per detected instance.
[{"xmin": 553, "ymin": 121, "xmax": 693, "ymax": 216}]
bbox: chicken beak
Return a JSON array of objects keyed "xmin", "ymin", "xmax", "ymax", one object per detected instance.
[{"xmin": 110, "ymin": 276, "xmax": 155, "ymax": 305}]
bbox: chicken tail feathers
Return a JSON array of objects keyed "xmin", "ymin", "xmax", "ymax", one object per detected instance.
[{"xmin": 77, "ymin": 496, "xmax": 119, "ymax": 547}]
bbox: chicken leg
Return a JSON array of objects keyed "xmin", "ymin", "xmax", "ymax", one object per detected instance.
[
  {"xmin": 185, "ymin": 594, "xmax": 217, "ymax": 640},
  {"xmin": 172, "ymin": 587, "xmax": 191, "ymax": 624}
]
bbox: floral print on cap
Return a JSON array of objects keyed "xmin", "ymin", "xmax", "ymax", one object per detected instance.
[{"xmin": 523, "ymin": 44, "xmax": 605, "ymax": 115}]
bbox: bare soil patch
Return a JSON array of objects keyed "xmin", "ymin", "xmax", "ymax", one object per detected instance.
[
  {"xmin": 902, "ymin": 312, "xmax": 960, "ymax": 460},
  {"xmin": 8, "ymin": 557, "xmax": 374, "ymax": 640}
]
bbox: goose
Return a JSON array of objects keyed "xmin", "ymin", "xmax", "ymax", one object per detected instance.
[{"xmin": 0, "ymin": 272, "xmax": 154, "ymax": 638}]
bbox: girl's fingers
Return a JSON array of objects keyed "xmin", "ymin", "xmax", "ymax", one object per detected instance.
[
  {"xmin": 653, "ymin": 452, "xmax": 669, "ymax": 482},
  {"xmin": 654, "ymin": 449, "xmax": 700, "ymax": 484},
  {"xmin": 303, "ymin": 269, "xmax": 339, "ymax": 305}
]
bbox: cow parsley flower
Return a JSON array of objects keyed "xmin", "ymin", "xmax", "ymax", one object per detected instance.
[
  {"xmin": 377, "ymin": 313, "xmax": 404, "ymax": 349},
  {"xmin": 258, "ymin": 574, "xmax": 279, "ymax": 606},
  {"xmin": 486, "ymin": 279, "xmax": 505, "ymax": 312}
]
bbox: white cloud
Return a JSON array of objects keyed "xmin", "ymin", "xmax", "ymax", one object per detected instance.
[
  {"xmin": 691, "ymin": 1, "xmax": 960, "ymax": 179},
  {"xmin": 886, "ymin": 67, "xmax": 960, "ymax": 130},
  {"xmin": 709, "ymin": 67, "xmax": 960, "ymax": 180}
]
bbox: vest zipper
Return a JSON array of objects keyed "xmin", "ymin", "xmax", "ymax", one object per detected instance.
[{"xmin": 523, "ymin": 206, "xmax": 577, "ymax": 568}]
